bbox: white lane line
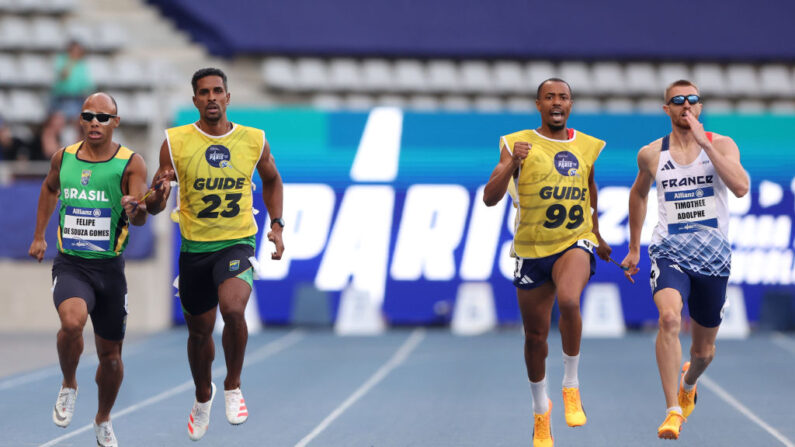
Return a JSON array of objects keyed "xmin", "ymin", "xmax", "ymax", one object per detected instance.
[
  {"xmin": 0, "ymin": 331, "xmax": 185, "ymax": 391},
  {"xmin": 38, "ymin": 329, "xmax": 305, "ymax": 447},
  {"xmin": 772, "ymin": 332, "xmax": 795, "ymax": 356},
  {"xmin": 700, "ymin": 374, "xmax": 795, "ymax": 447},
  {"xmin": 294, "ymin": 328, "xmax": 426, "ymax": 447}
]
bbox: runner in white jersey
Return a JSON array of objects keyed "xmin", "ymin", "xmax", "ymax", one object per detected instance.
[{"xmin": 620, "ymin": 80, "xmax": 749, "ymax": 441}]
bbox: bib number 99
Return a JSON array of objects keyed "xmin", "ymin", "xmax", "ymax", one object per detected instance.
[{"xmin": 543, "ymin": 204, "xmax": 585, "ymax": 229}]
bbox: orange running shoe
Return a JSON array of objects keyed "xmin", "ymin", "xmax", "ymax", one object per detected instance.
[
  {"xmin": 562, "ymin": 387, "xmax": 586, "ymax": 427},
  {"xmin": 657, "ymin": 410, "xmax": 685, "ymax": 440},
  {"xmin": 678, "ymin": 362, "xmax": 698, "ymax": 418},
  {"xmin": 533, "ymin": 399, "xmax": 554, "ymax": 447}
]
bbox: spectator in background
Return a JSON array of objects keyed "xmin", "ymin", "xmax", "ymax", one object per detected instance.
[
  {"xmin": 30, "ymin": 111, "xmax": 68, "ymax": 160},
  {"xmin": 51, "ymin": 40, "xmax": 94, "ymax": 120},
  {"xmin": 0, "ymin": 115, "xmax": 31, "ymax": 161}
]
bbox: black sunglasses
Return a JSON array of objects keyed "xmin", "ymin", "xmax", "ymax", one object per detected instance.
[
  {"xmin": 80, "ymin": 112, "xmax": 116, "ymax": 123},
  {"xmin": 667, "ymin": 95, "xmax": 701, "ymax": 105}
]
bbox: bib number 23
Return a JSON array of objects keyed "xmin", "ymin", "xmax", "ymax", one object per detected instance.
[
  {"xmin": 197, "ymin": 193, "xmax": 242, "ymax": 218},
  {"xmin": 543, "ymin": 204, "xmax": 584, "ymax": 229}
]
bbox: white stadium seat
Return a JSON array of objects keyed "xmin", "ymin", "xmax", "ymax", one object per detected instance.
[
  {"xmin": 493, "ymin": 60, "xmax": 529, "ymax": 95},
  {"xmin": 573, "ymin": 97, "xmax": 601, "ymax": 113},
  {"xmin": 0, "ymin": 16, "xmax": 30, "ymax": 50},
  {"xmin": 473, "ymin": 95, "xmax": 503, "ymax": 112},
  {"xmin": 758, "ymin": 64, "xmax": 795, "ymax": 99},
  {"xmin": 360, "ymin": 59, "xmax": 393, "ymax": 92},
  {"xmin": 30, "ymin": 17, "xmax": 64, "ymax": 51},
  {"xmin": 591, "ymin": 62, "xmax": 626, "ymax": 95},
  {"xmin": 726, "ymin": 64, "xmax": 759, "ymax": 97},
  {"xmin": 426, "ymin": 60, "xmax": 461, "ymax": 94},
  {"xmin": 261, "ymin": 57, "xmax": 297, "ymax": 91},
  {"xmin": 18, "ymin": 54, "xmax": 54, "ymax": 86},
  {"xmin": 505, "ymin": 96, "xmax": 534, "ymax": 112},
  {"xmin": 559, "ymin": 62, "xmax": 593, "ymax": 95},
  {"xmin": 311, "ymin": 93, "xmax": 343, "ymax": 110},
  {"xmin": 440, "ymin": 94, "xmax": 471, "ymax": 111},
  {"xmin": 657, "ymin": 63, "xmax": 691, "ymax": 90},
  {"xmin": 460, "ymin": 60, "xmax": 495, "ymax": 94},
  {"xmin": 636, "ymin": 97, "xmax": 665, "ymax": 114},
  {"xmin": 7, "ymin": 90, "xmax": 46, "ymax": 122},
  {"xmin": 87, "ymin": 55, "xmax": 116, "ymax": 87},
  {"xmin": 625, "ymin": 62, "xmax": 659, "ymax": 96},
  {"xmin": 734, "ymin": 99, "xmax": 765, "ymax": 113},
  {"xmin": 295, "ymin": 58, "xmax": 329, "ymax": 91},
  {"xmin": 525, "ymin": 61, "xmax": 557, "ymax": 89},
  {"xmin": 328, "ymin": 58, "xmax": 363, "ymax": 91},
  {"xmin": 376, "ymin": 94, "xmax": 406, "ymax": 108},
  {"xmin": 407, "ymin": 94, "xmax": 440, "ymax": 111},
  {"xmin": 344, "ymin": 93, "xmax": 375, "ymax": 110},
  {"xmin": 0, "ymin": 54, "xmax": 20, "ymax": 86},
  {"xmin": 692, "ymin": 63, "xmax": 728, "ymax": 97},
  {"xmin": 603, "ymin": 97, "xmax": 634, "ymax": 113},
  {"xmin": 393, "ymin": 59, "xmax": 427, "ymax": 93},
  {"xmin": 93, "ymin": 23, "xmax": 127, "ymax": 52}
]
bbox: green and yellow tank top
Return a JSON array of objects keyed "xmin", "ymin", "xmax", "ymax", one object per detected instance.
[
  {"xmin": 167, "ymin": 123, "xmax": 264, "ymax": 245},
  {"xmin": 500, "ymin": 129, "xmax": 605, "ymax": 258},
  {"xmin": 57, "ymin": 141, "xmax": 133, "ymax": 258}
]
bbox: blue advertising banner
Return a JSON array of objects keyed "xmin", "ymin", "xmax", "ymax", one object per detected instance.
[{"xmin": 170, "ymin": 108, "xmax": 795, "ymax": 326}]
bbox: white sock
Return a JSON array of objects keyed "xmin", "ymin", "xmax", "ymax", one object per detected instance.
[
  {"xmin": 681, "ymin": 373, "xmax": 696, "ymax": 392},
  {"xmin": 562, "ymin": 352, "xmax": 580, "ymax": 388},
  {"xmin": 530, "ymin": 378, "xmax": 549, "ymax": 414},
  {"xmin": 666, "ymin": 406, "xmax": 682, "ymax": 415}
]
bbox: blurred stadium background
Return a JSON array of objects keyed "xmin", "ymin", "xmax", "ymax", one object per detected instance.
[{"xmin": 2, "ymin": 0, "xmax": 795, "ymax": 342}]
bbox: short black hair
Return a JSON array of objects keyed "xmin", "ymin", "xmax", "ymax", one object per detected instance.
[
  {"xmin": 536, "ymin": 78, "xmax": 572, "ymax": 99},
  {"xmin": 191, "ymin": 67, "xmax": 228, "ymax": 93}
]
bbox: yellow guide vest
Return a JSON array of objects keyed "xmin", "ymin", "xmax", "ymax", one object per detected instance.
[
  {"xmin": 501, "ymin": 129, "xmax": 605, "ymax": 258},
  {"xmin": 167, "ymin": 123, "xmax": 264, "ymax": 241}
]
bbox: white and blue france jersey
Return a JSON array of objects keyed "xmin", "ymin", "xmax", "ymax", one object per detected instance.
[{"xmin": 649, "ymin": 133, "xmax": 731, "ymax": 277}]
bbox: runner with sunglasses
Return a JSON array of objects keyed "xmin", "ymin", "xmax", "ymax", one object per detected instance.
[
  {"xmin": 29, "ymin": 92, "xmax": 149, "ymax": 447},
  {"xmin": 620, "ymin": 80, "xmax": 749, "ymax": 440},
  {"xmin": 484, "ymin": 78, "xmax": 612, "ymax": 447},
  {"xmin": 145, "ymin": 67, "xmax": 285, "ymax": 441}
]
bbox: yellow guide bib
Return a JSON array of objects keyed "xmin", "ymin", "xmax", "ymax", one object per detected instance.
[
  {"xmin": 500, "ymin": 129, "xmax": 605, "ymax": 258},
  {"xmin": 167, "ymin": 123, "xmax": 264, "ymax": 241}
]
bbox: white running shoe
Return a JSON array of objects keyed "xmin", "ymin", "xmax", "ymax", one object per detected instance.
[
  {"xmin": 224, "ymin": 388, "xmax": 249, "ymax": 425},
  {"xmin": 94, "ymin": 419, "xmax": 118, "ymax": 447},
  {"xmin": 188, "ymin": 382, "xmax": 216, "ymax": 441},
  {"xmin": 52, "ymin": 386, "xmax": 77, "ymax": 427}
]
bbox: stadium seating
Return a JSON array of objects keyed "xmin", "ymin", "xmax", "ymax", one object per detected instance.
[{"xmin": 259, "ymin": 57, "xmax": 795, "ymax": 113}]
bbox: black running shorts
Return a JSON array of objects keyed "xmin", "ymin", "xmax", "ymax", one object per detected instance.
[
  {"xmin": 178, "ymin": 244, "xmax": 254, "ymax": 316},
  {"xmin": 52, "ymin": 252, "xmax": 128, "ymax": 341}
]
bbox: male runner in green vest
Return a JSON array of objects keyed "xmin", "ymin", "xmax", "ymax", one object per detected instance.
[{"xmin": 29, "ymin": 92, "xmax": 149, "ymax": 447}]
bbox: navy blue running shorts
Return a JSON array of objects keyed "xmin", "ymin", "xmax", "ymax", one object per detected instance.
[
  {"xmin": 650, "ymin": 257, "xmax": 728, "ymax": 328},
  {"xmin": 513, "ymin": 239, "xmax": 596, "ymax": 290}
]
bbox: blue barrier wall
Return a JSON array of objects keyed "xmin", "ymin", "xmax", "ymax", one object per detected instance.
[
  {"xmin": 0, "ymin": 182, "xmax": 155, "ymax": 259},
  {"xmin": 168, "ymin": 108, "xmax": 795, "ymax": 326},
  {"xmin": 148, "ymin": 0, "xmax": 795, "ymax": 60}
]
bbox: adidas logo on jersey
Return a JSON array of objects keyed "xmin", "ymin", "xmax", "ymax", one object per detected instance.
[{"xmin": 661, "ymin": 160, "xmax": 676, "ymax": 171}]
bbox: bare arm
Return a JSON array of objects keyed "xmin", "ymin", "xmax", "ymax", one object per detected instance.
[
  {"xmin": 589, "ymin": 167, "xmax": 611, "ymax": 261},
  {"xmin": 120, "ymin": 153, "xmax": 149, "ymax": 226},
  {"xmin": 621, "ymin": 145, "xmax": 656, "ymax": 282},
  {"xmin": 256, "ymin": 138, "xmax": 284, "ymax": 260},
  {"xmin": 28, "ymin": 150, "xmax": 63, "ymax": 262},
  {"xmin": 144, "ymin": 139, "xmax": 176, "ymax": 215},
  {"xmin": 483, "ymin": 142, "xmax": 528, "ymax": 206},
  {"xmin": 684, "ymin": 112, "xmax": 749, "ymax": 197}
]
